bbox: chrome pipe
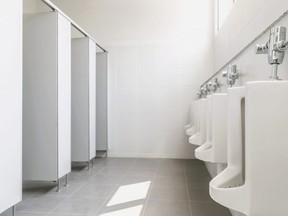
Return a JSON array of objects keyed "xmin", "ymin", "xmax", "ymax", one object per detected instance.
[{"xmin": 40, "ymin": 0, "xmax": 107, "ymax": 53}]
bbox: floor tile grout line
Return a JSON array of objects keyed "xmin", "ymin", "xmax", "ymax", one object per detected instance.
[
  {"xmin": 93, "ymin": 159, "xmax": 137, "ymax": 216},
  {"xmin": 48, "ymin": 213, "xmax": 90, "ymax": 216},
  {"xmin": 18, "ymin": 161, "xmax": 114, "ymax": 215},
  {"xmin": 87, "ymin": 157, "xmax": 125, "ymax": 215},
  {"xmin": 66, "ymin": 157, "xmax": 116, "ymax": 196},
  {"xmin": 48, "ymin": 158, "xmax": 118, "ymax": 216},
  {"xmin": 19, "ymin": 158, "xmax": 114, "ymax": 204},
  {"xmin": 65, "ymin": 166, "xmax": 107, "ymax": 198},
  {"xmin": 16, "ymin": 210, "xmax": 55, "ymax": 214},
  {"xmin": 19, "ymin": 191, "xmax": 39, "ymax": 204},
  {"xmin": 15, "ymin": 190, "xmax": 66, "ymax": 214},
  {"xmin": 184, "ymin": 161, "xmax": 193, "ymax": 216},
  {"xmin": 45, "ymin": 195, "xmax": 70, "ymax": 214},
  {"xmin": 140, "ymin": 159, "xmax": 160, "ymax": 216},
  {"xmin": 11, "ymin": 158, "xmax": 198, "ymax": 216}
]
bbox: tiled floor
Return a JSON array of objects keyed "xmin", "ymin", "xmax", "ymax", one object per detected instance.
[{"xmin": 1, "ymin": 158, "xmax": 231, "ymax": 216}]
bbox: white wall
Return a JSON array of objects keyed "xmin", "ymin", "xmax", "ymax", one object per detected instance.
[
  {"xmin": 208, "ymin": 0, "xmax": 288, "ymax": 215},
  {"xmin": 215, "ymin": 0, "xmax": 288, "ymax": 71},
  {"xmin": 23, "ymin": 0, "xmax": 50, "ymax": 13},
  {"xmin": 39, "ymin": 0, "xmax": 215, "ymax": 159}
]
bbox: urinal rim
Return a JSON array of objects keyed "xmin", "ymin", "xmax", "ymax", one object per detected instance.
[
  {"xmin": 246, "ymin": 80, "xmax": 288, "ymax": 85},
  {"xmin": 195, "ymin": 141, "xmax": 212, "ymax": 152}
]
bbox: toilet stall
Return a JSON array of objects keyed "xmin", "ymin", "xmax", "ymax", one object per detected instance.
[
  {"xmin": 71, "ymin": 37, "xmax": 97, "ymax": 167},
  {"xmin": 96, "ymin": 52, "xmax": 108, "ymax": 153},
  {"xmin": 23, "ymin": 11, "xmax": 71, "ymax": 188},
  {"xmin": 0, "ymin": 0, "xmax": 22, "ymax": 213}
]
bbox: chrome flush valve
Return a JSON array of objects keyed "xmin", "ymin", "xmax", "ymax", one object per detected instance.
[
  {"xmin": 200, "ymin": 86, "xmax": 208, "ymax": 98},
  {"xmin": 222, "ymin": 65, "xmax": 239, "ymax": 87},
  {"xmin": 208, "ymin": 78, "xmax": 220, "ymax": 93},
  {"xmin": 196, "ymin": 90, "xmax": 202, "ymax": 99},
  {"xmin": 256, "ymin": 26, "xmax": 288, "ymax": 80},
  {"xmin": 206, "ymin": 83, "xmax": 212, "ymax": 95}
]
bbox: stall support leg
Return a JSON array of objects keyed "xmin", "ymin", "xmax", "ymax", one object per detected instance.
[
  {"xmin": 12, "ymin": 206, "xmax": 15, "ymax": 216},
  {"xmin": 56, "ymin": 178, "xmax": 61, "ymax": 192},
  {"xmin": 87, "ymin": 160, "xmax": 90, "ymax": 171},
  {"xmin": 92, "ymin": 157, "xmax": 95, "ymax": 167},
  {"xmin": 64, "ymin": 174, "xmax": 68, "ymax": 187}
]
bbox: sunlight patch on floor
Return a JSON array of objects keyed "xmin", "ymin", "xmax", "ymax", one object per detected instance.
[
  {"xmin": 100, "ymin": 205, "xmax": 144, "ymax": 216},
  {"xmin": 107, "ymin": 181, "xmax": 151, "ymax": 207}
]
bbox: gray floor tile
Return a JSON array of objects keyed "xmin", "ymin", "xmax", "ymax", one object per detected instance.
[
  {"xmin": 49, "ymin": 214, "xmax": 87, "ymax": 216},
  {"xmin": 52, "ymin": 197, "xmax": 105, "ymax": 215},
  {"xmin": 70, "ymin": 168, "xmax": 102, "ymax": 177},
  {"xmin": 185, "ymin": 166, "xmax": 211, "ymax": 177},
  {"xmin": 88, "ymin": 175, "xmax": 123, "ymax": 185},
  {"xmin": 13, "ymin": 213, "xmax": 48, "ymax": 216},
  {"xmin": 23, "ymin": 192, "xmax": 38, "ymax": 200},
  {"xmin": 17, "ymin": 213, "xmax": 48, "ymax": 216},
  {"xmin": 94, "ymin": 158, "xmax": 115, "ymax": 167},
  {"xmin": 5, "ymin": 158, "xmax": 230, "ymax": 216},
  {"xmin": 96, "ymin": 200, "xmax": 146, "ymax": 216},
  {"xmin": 184, "ymin": 163, "xmax": 206, "ymax": 169},
  {"xmin": 90, "ymin": 164, "xmax": 108, "ymax": 171},
  {"xmin": 126, "ymin": 168, "xmax": 156, "ymax": 177},
  {"xmin": 158, "ymin": 159, "xmax": 184, "ymax": 170},
  {"xmin": 185, "ymin": 169, "xmax": 211, "ymax": 178},
  {"xmin": 186, "ymin": 178, "xmax": 211, "ymax": 190},
  {"xmin": 97, "ymin": 167, "xmax": 130, "ymax": 176},
  {"xmin": 0, "ymin": 208, "xmax": 13, "ymax": 216},
  {"xmin": 107, "ymin": 159, "xmax": 136, "ymax": 168},
  {"xmin": 67, "ymin": 175, "xmax": 92, "ymax": 184},
  {"xmin": 154, "ymin": 176, "xmax": 186, "ymax": 188},
  {"xmin": 156, "ymin": 167, "xmax": 185, "ymax": 177},
  {"xmin": 38, "ymin": 183, "xmax": 84, "ymax": 197},
  {"xmin": 133, "ymin": 159, "xmax": 159, "ymax": 169},
  {"xmin": 144, "ymin": 200, "xmax": 190, "ymax": 216},
  {"xmin": 183, "ymin": 159, "xmax": 204, "ymax": 167},
  {"xmin": 188, "ymin": 189, "xmax": 213, "ymax": 202},
  {"xmin": 149, "ymin": 186, "xmax": 188, "ymax": 201},
  {"xmin": 16, "ymin": 195, "xmax": 66, "ymax": 213},
  {"xmin": 184, "ymin": 165, "xmax": 207, "ymax": 171},
  {"xmin": 190, "ymin": 201, "xmax": 231, "ymax": 216},
  {"xmin": 0, "ymin": 196, "xmax": 46, "ymax": 215},
  {"xmin": 73, "ymin": 184, "xmax": 117, "ymax": 198},
  {"xmin": 120, "ymin": 176, "xmax": 154, "ymax": 186}
]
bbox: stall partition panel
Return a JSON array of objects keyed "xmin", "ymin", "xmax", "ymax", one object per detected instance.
[
  {"xmin": 72, "ymin": 38, "xmax": 89, "ymax": 161},
  {"xmin": 0, "ymin": 0, "xmax": 22, "ymax": 212},
  {"xmin": 57, "ymin": 13, "xmax": 72, "ymax": 178},
  {"xmin": 71, "ymin": 37, "xmax": 96, "ymax": 162},
  {"xmin": 23, "ymin": 12, "xmax": 71, "ymax": 181},
  {"xmin": 96, "ymin": 52, "xmax": 108, "ymax": 151},
  {"xmin": 89, "ymin": 39, "xmax": 97, "ymax": 158}
]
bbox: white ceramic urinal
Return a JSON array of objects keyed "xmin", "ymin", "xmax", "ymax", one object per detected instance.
[
  {"xmin": 184, "ymin": 102, "xmax": 193, "ymax": 130},
  {"xmin": 195, "ymin": 93, "xmax": 227, "ymax": 163},
  {"xmin": 210, "ymin": 81, "xmax": 288, "ymax": 216},
  {"xmin": 189, "ymin": 98, "xmax": 207, "ymax": 146},
  {"xmin": 185, "ymin": 101, "xmax": 198, "ymax": 136}
]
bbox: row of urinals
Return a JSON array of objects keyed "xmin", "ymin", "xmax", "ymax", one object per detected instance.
[{"xmin": 185, "ymin": 81, "xmax": 288, "ymax": 216}]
